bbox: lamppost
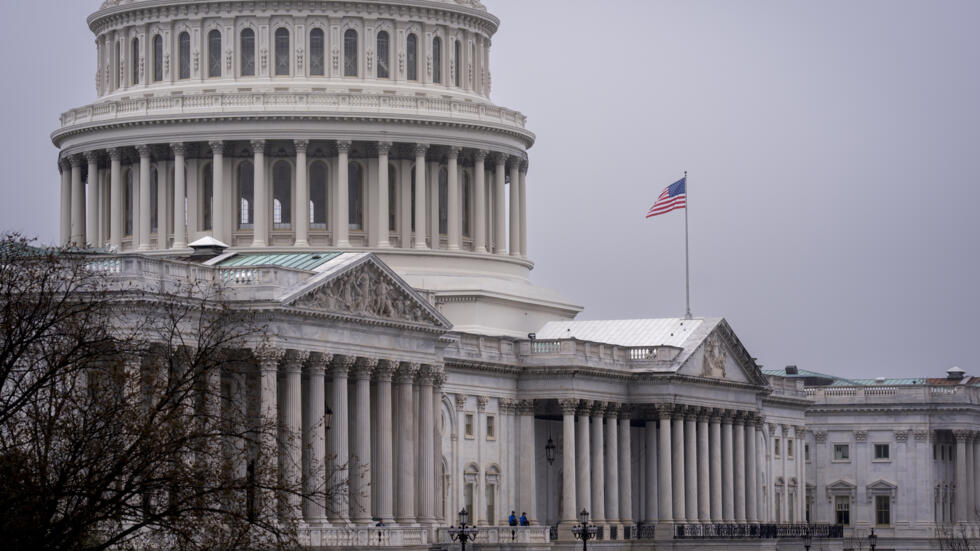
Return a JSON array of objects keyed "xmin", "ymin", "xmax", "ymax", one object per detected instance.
[
  {"xmin": 448, "ymin": 508, "xmax": 479, "ymax": 551},
  {"xmin": 868, "ymin": 527, "xmax": 877, "ymax": 551},
  {"xmin": 803, "ymin": 524, "xmax": 812, "ymax": 551},
  {"xmin": 571, "ymin": 508, "xmax": 599, "ymax": 551},
  {"xmin": 545, "ymin": 435, "xmax": 557, "ymax": 465}
]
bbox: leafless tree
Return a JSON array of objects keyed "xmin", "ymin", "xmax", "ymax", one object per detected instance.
[
  {"xmin": 0, "ymin": 234, "xmax": 344, "ymax": 551},
  {"xmin": 937, "ymin": 524, "xmax": 975, "ymax": 551}
]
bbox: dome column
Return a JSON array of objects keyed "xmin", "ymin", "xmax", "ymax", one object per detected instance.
[
  {"xmin": 375, "ymin": 142, "xmax": 393, "ymax": 248},
  {"xmin": 447, "ymin": 146, "xmax": 461, "ymax": 250},
  {"xmin": 519, "ymin": 161, "xmax": 528, "ymax": 257},
  {"xmin": 413, "ymin": 144, "xmax": 429, "ymax": 249},
  {"xmin": 293, "ymin": 140, "xmax": 310, "ymax": 247},
  {"xmin": 251, "ymin": 140, "xmax": 268, "ymax": 248},
  {"xmin": 334, "ymin": 141, "xmax": 352, "ymax": 248},
  {"xmin": 493, "ymin": 155, "xmax": 506, "ymax": 255},
  {"xmin": 508, "ymin": 157, "xmax": 520, "ymax": 256},
  {"xmin": 170, "ymin": 144, "xmax": 187, "ymax": 249},
  {"xmin": 59, "ymin": 160, "xmax": 70, "ymax": 246},
  {"xmin": 136, "ymin": 145, "xmax": 152, "ymax": 251},
  {"xmin": 155, "ymin": 161, "xmax": 168, "ymax": 249},
  {"xmin": 86, "ymin": 152, "xmax": 100, "ymax": 248},
  {"xmin": 109, "ymin": 148, "xmax": 123, "ymax": 250},
  {"xmin": 209, "ymin": 141, "xmax": 226, "ymax": 244},
  {"xmin": 473, "ymin": 150, "xmax": 488, "ymax": 253},
  {"xmin": 69, "ymin": 155, "xmax": 85, "ymax": 246}
]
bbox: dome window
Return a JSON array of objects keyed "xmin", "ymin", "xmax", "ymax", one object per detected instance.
[
  {"xmin": 406, "ymin": 34, "xmax": 418, "ymax": 81},
  {"xmin": 240, "ymin": 29, "xmax": 256, "ymax": 77},
  {"xmin": 275, "ymin": 28, "xmax": 290, "ymax": 76},
  {"xmin": 344, "ymin": 29, "xmax": 358, "ymax": 77},
  {"xmin": 208, "ymin": 30, "xmax": 222, "ymax": 78},
  {"xmin": 178, "ymin": 32, "xmax": 190, "ymax": 79},
  {"xmin": 310, "ymin": 29, "xmax": 325, "ymax": 76},
  {"xmin": 432, "ymin": 36, "xmax": 442, "ymax": 83},
  {"xmin": 377, "ymin": 31, "xmax": 390, "ymax": 79},
  {"xmin": 152, "ymin": 35, "xmax": 163, "ymax": 82}
]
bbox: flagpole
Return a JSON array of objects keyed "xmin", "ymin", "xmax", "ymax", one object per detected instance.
[{"xmin": 684, "ymin": 171, "xmax": 692, "ymax": 320}]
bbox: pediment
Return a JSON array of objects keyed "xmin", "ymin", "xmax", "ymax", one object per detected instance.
[
  {"xmin": 676, "ymin": 320, "xmax": 769, "ymax": 386},
  {"xmin": 866, "ymin": 479, "xmax": 898, "ymax": 503},
  {"xmin": 826, "ymin": 479, "xmax": 857, "ymax": 502},
  {"xmin": 281, "ymin": 254, "xmax": 451, "ymax": 331}
]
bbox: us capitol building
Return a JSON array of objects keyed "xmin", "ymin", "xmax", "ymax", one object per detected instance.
[{"xmin": 49, "ymin": 1, "xmax": 980, "ymax": 550}]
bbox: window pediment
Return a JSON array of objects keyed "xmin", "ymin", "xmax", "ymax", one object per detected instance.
[
  {"xmin": 867, "ymin": 479, "xmax": 898, "ymax": 503},
  {"xmin": 826, "ymin": 480, "xmax": 857, "ymax": 502}
]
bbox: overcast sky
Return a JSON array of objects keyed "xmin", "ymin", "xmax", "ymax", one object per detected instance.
[{"xmin": 2, "ymin": 1, "xmax": 978, "ymax": 380}]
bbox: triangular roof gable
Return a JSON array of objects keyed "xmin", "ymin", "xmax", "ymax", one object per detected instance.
[
  {"xmin": 278, "ymin": 253, "xmax": 452, "ymax": 331},
  {"xmin": 675, "ymin": 318, "xmax": 769, "ymax": 387}
]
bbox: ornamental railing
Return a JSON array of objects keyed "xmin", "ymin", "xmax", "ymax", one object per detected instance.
[{"xmin": 674, "ymin": 523, "xmax": 843, "ymax": 539}]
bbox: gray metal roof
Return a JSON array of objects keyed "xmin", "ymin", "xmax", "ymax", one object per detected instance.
[
  {"xmin": 217, "ymin": 252, "xmax": 341, "ymax": 271},
  {"xmin": 536, "ymin": 318, "xmax": 705, "ymax": 347}
]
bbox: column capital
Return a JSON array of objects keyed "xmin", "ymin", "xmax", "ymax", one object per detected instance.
[
  {"xmin": 473, "ymin": 149, "xmax": 488, "ymax": 162},
  {"xmin": 894, "ymin": 430, "xmax": 910, "ymax": 443},
  {"xmin": 506, "ymin": 155, "xmax": 521, "ymax": 171},
  {"xmin": 85, "ymin": 150, "xmax": 100, "ymax": 164},
  {"xmin": 516, "ymin": 399, "xmax": 535, "ymax": 416},
  {"xmin": 336, "ymin": 140, "xmax": 352, "ymax": 154},
  {"xmin": 497, "ymin": 398, "xmax": 516, "ymax": 414},
  {"xmin": 720, "ymin": 409, "xmax": 735, "ymax": 424},
  {"xmin": 605, "ymin": 402, "xmax": 621, "ymax": 418},
  {"xmin": 250, "ymin": 139, "xmax": 266, "ymax": 154},
  {"xmin": 254, "ymin": 347, "xmax": 285, "ymax": 371},
  {"xmin": 330, "ymin": 354, "xmax": 356, "ymax": 377},
  {"xmin": 814, "ymin": 430, "xmax": 827, "ymax": 443},
  {"xmin": 493, "ymin": 152, "xmax": 507, "ymax": 167},
  {"xmin": 135, "ymin": 144, "xmax": 152, "ymax": 158},
  {"xmin": 432, "ymin": 370, "xmax": 446, "ymax": 390},
  {"xmin": 618, "ymin": 403, "xmax": 634, "ymax": 420},
  {"xmin": 169, "ymin": 143, "xmax": 185, "ymax": 156},
  {"xmin": 394, "ymin": 361, "xmax": 419, "ymax": 383},
  {"xmin": 209, "ymin": 140, "xmax": 225, "ymax": 155},
  {"xmin": 374, "ymin": 359, "xmax": 397, "ymax": 382},
  {"xmin": 69, "ymin": 154, "xmax": 85, "ymax": 168},
  {"xmin": 558, "ymin": 398, "xmax": 579, "ymax": 415},
  {"xmin": 697, "ymin": 408, "xmax": 711, "ymax": 422},
  {"xmin": 655, "ymin": 403, "xmax": 674, "ymax": 419},
  {"xmin": 417, "ymin": 363, "xmax": 437, "ymax": 385},
  {"xmin": 58, "ymin": 157, "xmax": 70, "ymax": 172},
  {"xmin": 414, "ymin": 143, "xmax": 429, "ymax": 157},
  {"xmin": 520, "ymin": 158, "xmax": 529, "ymax": 173},
  {"xmin": 293, "ymin": 139, "xmax": 309, "ymax": 153},
  {"xmin": 108, "ymin": 147, "xmax": 124, "ymax": 161},
  {"xmin": 282, "ymin": 349, "xmax": 310, "ymax": 374},
  {"xmin": 376, "ymin": 141, "xmax": 393, "ymax": 155},
  {"xmin": 454, "ymin": 393, "xmax": 467, "ymax": 409},
  {"xmin": 352, "ymin": 357, "xmax": 378, "ymax": 380},
  {"xmin": 447, "ymin": 146, "xmax": 462, "ymax": 159},
  {"xmin": 476, "ymin": 395, "xmax": 489, "ymax": 412},
  {"xmin": 954, "ymin": 430, "xmax": 971, "ymax": 441},
  {"xmin": 304, "ymin": 352, "xmax": 332, "ymax": 375}
]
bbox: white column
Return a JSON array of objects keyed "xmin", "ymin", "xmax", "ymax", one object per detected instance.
[
  {"xmin": 697, "ymin": 411, "xmax": 710, "ymax": 522},
  {"xmin": 734, "ymin": 414, "xmax": 746, "ymax": 523},
  {"xmin": 576, "ymin": 402, "xmax": 591, "ymax": 517},
  {"xmin": 447, "ymin": 147, "xmax": 461, "ymax": 250},
  {"xmin": 973, "ymin": 435, "xmax": 980, "ymax": 519},
  {"xmin": 517, "ymin": 400, "xmax": 537, "ymax": 523},
  {"xmin": 645, "ymin": 419, "xmax": 658, "ymax": 524},
  {"xmin": 330, "ymin": 355, "xmax": 353, "ymax": 523},
  {"xmin": 508, "ymin": 157, "xmax": 520, "ymax": 256},
  {"xmin": 136, "ymin": 145, "xmax": 151, "ymax": 251},
  {"xmin": 685, "ymin": 411, "xmax": 698, "ymax": 523},
  {"xmin": 156, "ymin": 162, "xmax": 168, "ymax": 248},
  {"xmin": 590, "ymin": 403, "xmax": 605, "ymax": 525},
  {"xmin": 374, "ymin": 360, "xmax": 396, "ymax": 524},
  {"xmin": 418, "ymin": 365, "xmax": 435, "ymax": 524},
  {"xmin": 722, "ymin": 413, "xmax": 734, "ymax": 522},
  {"xmin": 519, "ymin": 161, "xmax": 528, "ymax": 257},
  {"xmin": 375, "ymin": 142, "xmax": 392, "ymax": 248},
  {"xmin": 334, "ymin": 140, "xmax": 351, "ymax": 247},
  {"xmin": 657, "ymin": 406, "xmax": 673, "ymax": 522},
  {"xmin": 605, "ymin": 404, "xmax": 620, "ymax": 526},
  {"xmin": 283, "ymin": 351, "xmax": 305, "ymax": 522},
  {"xmin": 170, "ymin": 144, "xmax": 187, "ymax": 249},
  {"xmin": 257, "ymin": 349, "xmax": 283, "ymax": 519},
  {"xmin": 305, "ymin": 353, "xmax": 329, "ymax": 523},
  {"xmin": 251, "ymin": 140, "xmax": 268, "ymax": 247},
  {"xmin": 559, "ymin": 399, "xmax": 578, "ymax": 526},
  {"xmin": 493, "ymin": 155, "xmax": 506, "ymax": 254},
  {"xmin": 413, "ymin": 145, "xmax": 428, "ymax": 249},
  {"xmin": 672, "ymin": 413, "xmax": 685, "ymax": 522},
  {"xmin": 60, "ymin": 160, "xmax": 71, "ymax": 246},
  {"xmin": 395, "ymin": 362, "xmax": 418, "ymax": 524},
  {"xmin": 428, "ymin": 161, "xmax": 439, "ymax": 249},
  {"xmin": 86, "ymin": 152, "xmax": 100, "ymax": 248},
  {"xmin": 293, "ymin": 140, "xmax": 309, "ymax": 247},
  {"xmin": 618, "ymin": 408, "xmax": 634, "ymax": 527},
  {"xmin": 210, "ymin": 141, "xmax": 225, "ymax": 244},
  {"xmin": 746, "ymin": 416, "xmax": 758, "ymax": 522},
  {"xmin": 956, "ymin": 430, "xmax": 969, "ymax": 523},
  {"xmin": 709, "ymin": 413, "xmax": 723, "ymax": 522},
  {"xmin": 70, "ymin": 155, "xmax": 85, "ymax": 246},
  {"xmin": 473, "ymin": 150, "xmax": 487, "ymax": 253},
  {"xmin": 351, "ymin": 358, "xmax": 375, "ymax": 524},
  {"xmin": 109, "ymin": 149, "xmax": 123, "ymax": 249}
]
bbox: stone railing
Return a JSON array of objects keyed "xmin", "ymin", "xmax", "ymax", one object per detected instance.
[
  {"xmin": 58, "ymin": 91, "xmax": 529, "ymax": 133},
  {"xmin": 674, "ymin": 523, "xmax": 843, "ymax": 539},
  {"xmin": 303, "ymin": 525, "xmax": 429, "ymax": 547},
  {"xmin": 518, "ymin": 338, "xmax": 681, "ymax": 369},
  {"xmin": 434, "ymin": 525, "xmax": 550, "ymax": 545},
  {"xmin": 807, "ymin": 385, "xmax": 980, "ymax": 405}
]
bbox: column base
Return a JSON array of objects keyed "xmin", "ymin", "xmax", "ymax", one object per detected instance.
[
  {"xmin": 654, "ymin": 522, "xmax": 676, "ymax": 540},
  {"xmin": 294, "ymin": 239, "xmax": 309, "ymax": 248},
  {"xmin": 336, "ymin": 240, "xmax": 351, "ymax": 248},
  {"xmin": 556, "ymin": 520, "xmax": 579, "ymax": 541},
  {"xmin": 251, "ymin": 240, "xmax": 267, "ymax": 248}
]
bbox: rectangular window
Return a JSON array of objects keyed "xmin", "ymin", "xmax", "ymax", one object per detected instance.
[
  {"xmin": 774, "ymin": 438, "xmax": 781, "ymax": 458},
  {"xmin": 788, "ymin": 439, "xmax": 794, "ymax": 458},
  {"xmin": 805, "ymin": 443, "xmax": 811, "ymax": 462},
  {"xmin": 835, "ymin": 496, "xmax": 850, "ymax": 526},
  {"xmin": 876, "ymin": 495, "xmax": 891, "ymax": 526},
  {"xmin": 464, "ymin": 413, "xmax": 474, "ymax": 438},
  {"xmin": 486, "ymin": 415, "xmax": 495, "ymax": 439},
  {"xmin": 833, "ymin": 443, "xmax": 850, "ymax": 461},
  {"xmin": 874, "ymin": 443, "xmax": 890, "ymax": 461}
]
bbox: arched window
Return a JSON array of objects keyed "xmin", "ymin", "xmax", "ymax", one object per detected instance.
[
  {"xmin": 388, "ymin": 165, "xmax": 397, "ymax": 231},
  {"xmin": 152, "ymin": 34, "xmax": 163, "ymax": 82},
  {"xmin": 454, "ymin": 40, "xmax": 461, "ymax": 87},
  {"xmin": 343, "ymin": 29, "xmax": 358, "ymax": 77},
  {"xmin": 348, "ymin": 162, "xmax": 363, "ymax": 230},
  {"xmin": 377, "ymin": 31, "xmax": 390, "ymax": 79},
  {"xmin": 273, "ymin": 161, "xmax": 292, "ymax": 228},
  {"xmin": 274, "ymin": 28, "xmax": 290, "ymax": 76},
  {"xmin": 238, "ymin": 162, "xmax": 254, "ymax": 228},
  {"xmin": 310, "ymin": 161, "xmax": 328, "ymax": 229},
  {"xmin": 125, "ymin": 170, "xmax": 134, "ymax": 236},
  {"xmin": 432, "ymin": 36, "xmax": 442, "ymax": 83},
  {"xmin": 178, "ymin": 32, "xmax": 190, "ymax": 79},
  {"xmin": 201, "ymin": 165, "xmax": 213, "ymax": 231},
  {"xmin": 150, "ymin": 168, "xmax": 158, "ymax": 233},
  {"xmin": 462, "ymin": 172, "xmax": 471, "ymax": 237},
  {"xmin": 208, "ymin": 30, "xmax": 221, "ymax": 78},
  {"xmin": 438, "ymin": 167, "xmax": 448, "ymax": 235},
  {"xmin": 131, "ymin": 37, "xmax": 140, "ymax": 85},
  {"xmin": 310, "ymin": 29, "xmax": 325, "ymax": 76},
  {"xmin": 406, "ymin": 34, "xmax": 418, "ymax": 81},
  {"xmin": 240, "ymin": 29, "xmax": 256, "ymax": 76}
]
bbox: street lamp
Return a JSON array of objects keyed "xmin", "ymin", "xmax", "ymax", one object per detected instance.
[
  {"xmin": 802, "ymin": 524, "xmax": 812, "ymax": 551},
  {"xmin": 545, "ymin": 436, "xmax": 556, "ymax": 465},
  {"xmin": 325, "ymin": 405, "xmax": 333, "ymax": 431},
  {"xmin": 571, "ymin": 508, "xmax": 598, "ymax": 551},
  {"xmin": 868, "ymin": 527, "xmax": 877, "ymax": 551},
  {"xmin": 448, "ymin": 508, "xmax": 479, "ymax": 551}
]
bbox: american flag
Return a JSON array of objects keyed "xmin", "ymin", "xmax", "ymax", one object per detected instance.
[{"xmin": 646, "ymin": 177, "xmax": 687, "ymax": 218}]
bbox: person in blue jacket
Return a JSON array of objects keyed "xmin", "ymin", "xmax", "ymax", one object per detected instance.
[
  {"xmin": 508, "ymin": 511, "xmax": 518, "ymax": 526},
  {"xmin": 519, "ymin": 512, "xmax": 529, "ymax": 526}
]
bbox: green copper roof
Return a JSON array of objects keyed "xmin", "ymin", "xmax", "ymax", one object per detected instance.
[{"xmin": 218, "ymin": 252, "xmax": 341, "ymax": 271}]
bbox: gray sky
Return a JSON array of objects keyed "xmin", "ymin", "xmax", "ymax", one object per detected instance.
[{"xmin": 2, "ymin": 1, "xmax": 978, "ymax": 380}]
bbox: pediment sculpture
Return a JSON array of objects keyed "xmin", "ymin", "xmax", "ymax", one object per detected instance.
[
  {"xmin": 702, "ymin": 333, "xmax": 727, "ymax": 378},
  {"xmin": 292, "ymin": 262, "xmax": 441, "ymax": 326}
]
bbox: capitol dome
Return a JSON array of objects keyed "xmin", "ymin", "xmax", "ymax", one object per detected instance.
[{"xmin": 54, "ymin": 0, "xmax": 578, "ymax": 336}]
